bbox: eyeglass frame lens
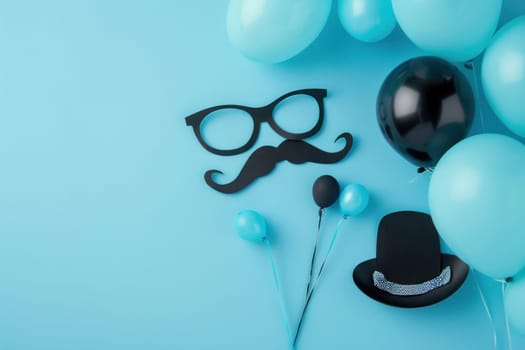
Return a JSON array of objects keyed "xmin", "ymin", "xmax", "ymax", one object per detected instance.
[{"xmin": 184, "ymin": 88, "xmax": 327, "ymax": 156}]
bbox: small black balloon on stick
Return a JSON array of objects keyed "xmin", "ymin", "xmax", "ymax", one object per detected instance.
[
  {"xmin": 313, "ymin": 175, "xmax": 340, "ymax": 209},
  {"xmin": 306, "ymin": 175, "xmax": 340, "ymax": 297}
]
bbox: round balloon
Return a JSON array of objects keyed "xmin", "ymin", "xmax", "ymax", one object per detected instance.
[
  {"xmin": 377, "ymin": 56, "xmax": 475, "ymax": 168},
  {"xmin": 505, "ymin": 271, "xmax": 525, "ymax": 335},
  {"xmin": 340, "ymin": 184, "xmax": 369, "ymax": 217},
  {"xmin": 235, "ymin": 210, "xmax": 267, "ymax": 242},
  {"xmin": 312, "ymin": 175, "xmax": 340, "ymax": 209},
  {"xmin": 227, "ymin": 0, "xmax": 332, "ymax": 64},
  {"xmin": 429, "ymin": 134, "xmax": 525, "ymax": 279},
  {"xmin": 392, "ymin": 0, "xmax": 501, "ymax": 62},
  {"xmin": 338, "ymin": 0, "xmax": 397, "ymax": 43},
  {"xmin": 482, "ymin": 15, "xmax": 525, "ymax": 138}
]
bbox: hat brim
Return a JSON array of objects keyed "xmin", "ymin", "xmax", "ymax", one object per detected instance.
[{"xmin": 353, "ymin": 254, "xmax": 468, "ymax": 308}]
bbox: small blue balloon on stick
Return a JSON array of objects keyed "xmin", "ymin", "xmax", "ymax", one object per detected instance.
[
  {"xmin": 340, "ymin": 183, "xmax": 370, "ymax": 217},
  {"xmin": 235, "ymin": 210, "xmax": 267, "ymax": 243},
  {"xmin": 234, "ymin": 210, "xmax": 295, "ymax": 349}
]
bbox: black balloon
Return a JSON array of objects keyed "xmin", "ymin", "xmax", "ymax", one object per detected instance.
[
  {"xmin": 312, "ymin": 175, "xmax": 340, "ymax": 209},
  {"xmin": 377, "ymin": 56, "xmax": 475, "ymax": 168}
]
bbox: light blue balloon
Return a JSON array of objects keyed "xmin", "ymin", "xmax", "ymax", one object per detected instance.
[
  {"xmin": 429, "ymin": 134, "xmax": 525, "ymax": 279},
  {"xmin": 392, "ymin": 0, "xmax": 501, "ymax": 62},
  {"xmin": 339, "ymin": 184, "xmax": 369, "ymax": 217},
  {"xmin": 338, "ymin": 0, "xmax": 397, "ymax": 43},
  {"xmin": 235, "ymin": 210, "xmax": 267, "ymax": 242},
  {"xmin": 482, "ymin": 15, "xmax": 525, "ymax": 138},
  {"xmin": 227, "ymin": 0, "xmax": 332, "ymax": 64},
  {"xmin": 505, "ymin": 271, "xmax": 525, "ymax": 335}
]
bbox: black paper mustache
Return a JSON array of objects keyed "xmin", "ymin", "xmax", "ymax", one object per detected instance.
[{"xmin": 204, "ymin": 132, "xmax": 353, "ymax": 194}]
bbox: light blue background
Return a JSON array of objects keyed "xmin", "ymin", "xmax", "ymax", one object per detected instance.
[{"xmin": 1, "ymin": 1, "xmax": 525, "ymax": 349}]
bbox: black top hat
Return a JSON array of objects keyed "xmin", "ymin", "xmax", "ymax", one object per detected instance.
[{"xmin": 353, "ymin": 211, "xmax": 468, "ymax": 308}]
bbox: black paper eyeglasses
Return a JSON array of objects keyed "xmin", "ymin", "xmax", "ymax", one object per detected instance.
[{"xmin": 184, "ymin": 88, "xmax": 327, "ymax": 156}]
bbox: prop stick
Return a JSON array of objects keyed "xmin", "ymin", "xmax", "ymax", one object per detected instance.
[
  {"xmin": 264, "ymin": 238, "xmax": 295, "ymax": 349},
  {"xmin": 234, "ymin": 210, "xmax": 295, "ymax": 350},
  {"xmin": 294, "ymin": 184, "xmax": 370, "ymax": 346},
  {"xmin": 305, "ymin": 208, "xmax": 323, "ymax": 297},
  {"xmin": 306, "ymin": 175, "xmax": 340, "ymax": 296},
  {"xmin": 294, "ymin": 216, "xmax": 346, "ymax": 345}
]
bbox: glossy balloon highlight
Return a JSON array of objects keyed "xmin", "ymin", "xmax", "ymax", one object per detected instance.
[
  {"xmin": 429, "ymin": 134, "xmax": 525, "ymax": 279},
  {"xmin": 339, "ymin": 184, "xmax": 369, "ymax": 217},
  {"xmin": 338, "ymin": 0, "xmax": 397, "ymax": 43},
  {"xmin": 392, "ymin": 0, "xmax": 501, "ymax": 62},
  {"xmin": 235, "ymin": 210, "xmax": 267, "ymax": 242},
  {"xmin": 482, "ymin": 15, "xmax": 525, "ymax": 138},
  {"xmin": 312, "ymin": 175, "xmax": 340, "ymax": 209},
  {"xmin": 377, "ymin": 56, "xmax": 475, "ymax": 168},
  {"xmin": 227, "ymin": 0, "xmax": 332, "ymax": 64}
]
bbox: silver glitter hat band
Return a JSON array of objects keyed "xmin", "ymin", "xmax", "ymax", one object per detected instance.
[{"xmin": 372, "ymin": 266, "xmax": 451, "ymax": 296}]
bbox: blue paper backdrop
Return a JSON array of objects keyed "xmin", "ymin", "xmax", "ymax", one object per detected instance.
[{"xmin": 1, "ymin": 1, "xmax": 525, "ymax": 349}]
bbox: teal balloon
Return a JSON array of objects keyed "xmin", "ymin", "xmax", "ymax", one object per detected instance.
[
  {"xmin": 429, "ymin": 134, "xmax": 525, "ymax": 279},
  {"xmin": 482, "ymin": 15, "xmax": 525, "ymax": 138},
  {"xmin": 505, "ymin": 271, "xmax": 525, "ymax": 335},
  {"xmin": 338, "ymin": 0, "xmax": 396, "ymax": 43},
  {"xmin": 392, "ymin": 0, "xmax": 501, "ymax": 61},
  {"xmin": 227, "ymin": 0, "xmax": 332, "ymax": 64},
  {"xmin": 339, "ymin": 184, "xmax": 369, "ymax": 217},
  {"xmin": 235, "ymin": 210, "xmax": 267, "ymax": 242}
]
